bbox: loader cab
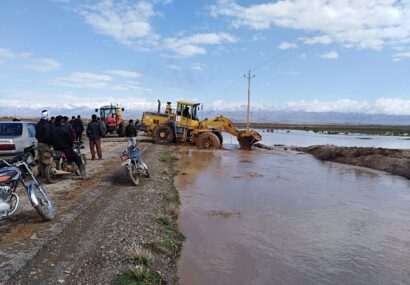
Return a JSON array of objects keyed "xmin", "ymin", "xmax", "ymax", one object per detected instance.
[{"xmin": 176, "ymin": 101, "xmax": 200, "ymax": 127}]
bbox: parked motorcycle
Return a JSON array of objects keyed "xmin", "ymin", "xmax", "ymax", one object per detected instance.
[
  {"xmin": 0, "ymin": 145, "xmax": 55, "ymax": 221},
  {"xmin": 120, "ymin": 143, "xmax": 149, "ymax": 186},
  {"xmin": 43, "ymin": 141, "xmax": 87, "ymax": 184}
]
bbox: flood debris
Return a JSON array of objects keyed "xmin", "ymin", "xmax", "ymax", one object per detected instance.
[{"xmin": 298, "ymin": 145, "xmax": 410, "ymax": 179}]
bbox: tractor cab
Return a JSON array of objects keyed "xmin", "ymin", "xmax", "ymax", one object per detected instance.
[
  {"xmin": 175, "ymin": 101, "xmax": 201, "ymax": 128},
  {"xmin": 95, "ymin": 104, "xmax": 125, "ymax": 137}
]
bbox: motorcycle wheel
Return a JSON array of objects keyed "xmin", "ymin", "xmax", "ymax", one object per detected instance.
[
  {"xmin": 32, "ymin": 184, "xmax": 55, "ymax": 221},
  {"xmin": 128, "ymin": 163, "xmax": 140, "ymax": 186},
  {"xmin": 44, "ymin": 162, "xmax": 57, "ymax": 184}
]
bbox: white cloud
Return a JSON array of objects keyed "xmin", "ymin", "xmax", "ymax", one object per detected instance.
[
  {"xmin": 190, "ymin": 63, "xmax": 205, "ymax": 71},
  {"xmin": 105, "ymin": 69, "xmax": 142, "ymax": 78},
  {"xmin": 0, "ymin": 48, "xmax": 31, "ymax": 60},
  {"xmin": 0, "ymin": 89, "xmax": 157, "ymax": 112},
  {"xmin": 278, "ymin": 41, "xmax": 297, "ymax": 50},
  {"xmin": 56, "ymin": 72, "xmax": 113, "ymax": 88},
  {"xmin": 55, "ymin": 71, "xmax": 148, "ymax": 91},
  {"xmin": 24, "ymin": 58, "xmax": 61, "ymax": 72},
  {"xmin": 393, "ymin": 51, "xmax": 410, "ymax": 61},
  {"xmin": 321, "ymin": 51, "xmax": 339, "ymax": 59},
  {"xmin": 77, "ymin": 0, "xmax": 159, "ymax": 50},
  {"xmin": 210, "ymin": 0, "xmax": 410, "ymax": 51},
  {"xmin": 252, "ymin": 33, "xmax": 266, "ymax": 41},
  {"xmin": 300, "ymin": 35, "xmax": 333, "ymax": 45},
  {"xmin": 163, "ymin": 32, "xmax": 237, "ymax": 57},
  {"xmin": 77, "ymin": 1, "xmax": 236, "ymax": 57},
  {"xmin": 209, "ymin": 98, "xmax": 410, "ymax": 116},
  {"xmin": 279, "ymin": 98, "xmax": 410, "ymax": 116},
  {"xmin": 165, "ymin": 64, "xmax": 181, "ymax": 70},
  {"xmin": 0, "ymin": 47, "xmax": 61, "ymax": 72}
]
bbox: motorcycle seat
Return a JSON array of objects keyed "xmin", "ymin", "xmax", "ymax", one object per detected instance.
[{"xmin": 52, "ymin": 150, "xmax": 67, "ymax": 158}]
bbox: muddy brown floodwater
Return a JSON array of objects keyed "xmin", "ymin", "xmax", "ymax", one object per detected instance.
[{"xmin": 176, "ymin": 148, "xmax": 410, "ymax": 285}]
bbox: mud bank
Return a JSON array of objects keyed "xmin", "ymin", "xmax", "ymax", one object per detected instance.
[{"xmin": 298, "ymin": 145, "xmax": 410, "ymax": 179}]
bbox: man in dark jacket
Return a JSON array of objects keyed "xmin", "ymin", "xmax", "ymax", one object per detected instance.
[
  {"xmin": 35, "ymin": 110, "xmax": 52, "ymax": 176},
  {"xmin": 125, "ymin": 119, "xmax": 138, "ymax": 146},
  {"xmin": 69, "ymin": 116, "xmax": 76, "ymax": 128},
  {"xmin": 74, "ymin": 115, "xmax": 84, "ymax": 142},
  {"xmin": 51, "ymin": 116, "xmax": 86, "ymax": 177},
  {"xmin": 86, "ymin": 114, "xmax": 103, "ymax": 160}
]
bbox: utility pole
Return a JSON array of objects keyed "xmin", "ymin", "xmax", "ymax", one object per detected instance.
[{"xmin": 244, "ymin": 70, "xmax": 255, "ymax": 130}]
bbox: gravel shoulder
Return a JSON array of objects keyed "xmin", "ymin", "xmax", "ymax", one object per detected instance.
[{"xmin": 1, "ymin": 138, "xmax": 183, "ymax": 285}]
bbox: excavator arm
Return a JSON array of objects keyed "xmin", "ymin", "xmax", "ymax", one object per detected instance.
[{"xmin": 202, "ymin": 115, "xmax": 262, "ymax": 150}]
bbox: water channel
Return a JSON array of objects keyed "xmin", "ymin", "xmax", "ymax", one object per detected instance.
[{"xmin": 176, "ymin": 147, "xmax": 410, "ymax": 284}]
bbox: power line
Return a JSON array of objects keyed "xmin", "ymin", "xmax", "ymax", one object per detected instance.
[
  {"xmin": 253, "ymin": 3, "xmax": 384, "ymax": 74},
  {"xmin": 216, "ymin": 0, "xmax": 377, "ymax": 96},
  {"xmin": 252, "ymin": 0, "xmax": 375, "ymax": 72}
]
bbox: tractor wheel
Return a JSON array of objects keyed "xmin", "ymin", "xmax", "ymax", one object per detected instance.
[
  {"xmin": 153, "ymin": 124, "xmax": 174, "ymax": 144},
  {"xmin": 214, "ymin": 131, "xmax": 223, "ymax": 148},
  {"xmin": 117, "ymin": 123, "xmax": 125, "ymax": 137},
  {"xmin": 196, "ymin": 132, "xmax": 221, "ymax": 149}
]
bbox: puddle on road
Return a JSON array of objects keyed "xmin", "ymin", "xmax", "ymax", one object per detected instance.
[{"xmin": 176, "ymin": 148, "xmax": 410, "ymax": 285}]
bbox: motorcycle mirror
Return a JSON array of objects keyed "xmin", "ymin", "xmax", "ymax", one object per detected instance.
[
  {"xmin": 95, "ymin": 108, "xmax": 98, "ymax": 112},
  {"xmin": 121, "ymin": 108, "xmax": 125, "ymax": 111}
]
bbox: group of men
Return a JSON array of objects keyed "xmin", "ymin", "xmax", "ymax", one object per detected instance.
[{"xmin": 35, "ymin": 110, "xmax": 107, "ymax": 179}]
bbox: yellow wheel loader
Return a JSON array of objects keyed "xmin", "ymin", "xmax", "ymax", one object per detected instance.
[{"xmin": 138, "ymin": 100, "xmax": 261, "ymax": 150}]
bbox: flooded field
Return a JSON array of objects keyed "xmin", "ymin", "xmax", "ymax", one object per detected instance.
[
  {"xmin": 176, "ymin": 149, "xmax": 410, "ymax": 285},
  {"xmin": 231, "ymin": 130, "xmax": 410, "ymax": 149}
]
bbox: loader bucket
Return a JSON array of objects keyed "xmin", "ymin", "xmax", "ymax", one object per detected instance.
[{"xmin": 237, "ymin": 130, "xmax": 262, "ymax": 150}]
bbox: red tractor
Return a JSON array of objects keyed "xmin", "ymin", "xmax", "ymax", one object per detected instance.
[{"xmin": 95, "ymin": 104, "xmax": 125, "ymax": 137}]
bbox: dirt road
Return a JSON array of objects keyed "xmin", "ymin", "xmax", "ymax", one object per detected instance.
[{"xmin": 0, "ymin": 139, "xmax": 182, "ymax": 285}]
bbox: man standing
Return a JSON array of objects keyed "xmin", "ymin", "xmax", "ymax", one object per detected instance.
[
  {"xmin": 125, "ymin": 119, "xmax": 138, "ymax": 146},
  {"xmin": 35, "ymin": 110, "xmax": 52, "ymax": 176},
  {"xmin": 74, "ymin": 115, "xmax": 84, "ymax": 142},
  {"xmin": 87, "ymin": 114, "xmax": 103, "ymax": 160},
  {"xmin": 69, "ymin": 116, "xmax": 76, "ymax": 128},
  {"xmin": 50, "ymin": 116, "xmax": 86, "ymax": 177},
  {"xmin": 165, "ymin": 102, "xmax": 173, "ymax": 114}
]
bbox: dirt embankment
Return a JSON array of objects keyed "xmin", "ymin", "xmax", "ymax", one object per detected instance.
[
  {"xmin": 298, "ymin": 145, "xmax": 410, "ymax": 179},
  {"xmin": 1, "ymin": 139, "xmax": 183, "ymax": 285}
]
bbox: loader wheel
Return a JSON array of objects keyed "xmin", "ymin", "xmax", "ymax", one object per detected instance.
[
  {"xmin": 117, "ymin": 123, "xmax": 125, "ymax": 137},
  {"xmin": 214, "ymin": 131, "xmax": 223, "ymax": 148},
  {"xmin": 196, "ymin": 132, "xmax": 221, "ymax": 149},
  {"xmin": 153, "ymin": 124, "xmax": 174, "ymax": 145}
]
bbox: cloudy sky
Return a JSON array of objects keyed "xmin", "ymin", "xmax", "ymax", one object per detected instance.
[{"xmin": 1, "ymin": 0, "xmax": 410, "ymax": 116}]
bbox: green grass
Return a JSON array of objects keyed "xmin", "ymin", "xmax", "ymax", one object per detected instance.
[
  {"xmin": 160, "ymin": 185, "xmax": 180, "ymax": 206},
  {"xmin": 115, "ymin": 267, "xmax": 161, "ymax": 285},
  {"xmin": 131, "ymin": 247, "xmax": 153, "ymax": 266},
  {"xmin": 159, "ymin": 151, "xmax": 172, "ymax": 163},
  {"xmin": 149, "ymin": 216, "xmax": 185, "ymax": 259}
]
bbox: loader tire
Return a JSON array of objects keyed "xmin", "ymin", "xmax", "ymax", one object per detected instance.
[
  {"xmin": 196, "ymin": 132, "xmax": 221, "ymax": 149},
  {"xmin": 117, "ymin": 123, "xmax": 125, "ymax": 137},
  {"xmin": 214, "ymin": 131, "xmax": 223, "ymax": 148},
  {"xmin": 153, "ymin": 124, "xmax": 174, "ymax": 145}
]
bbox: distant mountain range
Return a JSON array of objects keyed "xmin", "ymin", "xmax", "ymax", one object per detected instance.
[{"xmin": 1, "ymin": 106, "xmax": 409, "ymax": 125}]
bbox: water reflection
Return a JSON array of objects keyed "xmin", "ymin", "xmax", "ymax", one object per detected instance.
[
  {"xmin": 224, "ymin": 129, "xmax": 410, "ymax": 149},
  {"xmin": 177, "ymin": 149, "xmax": 410, "ymax": 285}
]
